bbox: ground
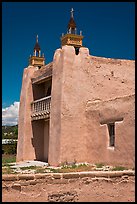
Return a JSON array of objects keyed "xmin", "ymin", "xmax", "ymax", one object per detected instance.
[{"xmin": 2, "ymin": 176, "xmax": 135, "ymax": 202}]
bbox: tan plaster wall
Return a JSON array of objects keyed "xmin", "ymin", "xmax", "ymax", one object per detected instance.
[
  {"xmin": 85, "ymin": 94, "xmax": 135, "ymax": 167},
  {"xmin": 60, "ymin": 46, "xmax": 89, "ymax": 164},
  {"xmin": 48, "ymin": 49, "xmax": 63, "ymax": 166},
  {"xmin": 17, "ymin": 66, "xmax": 38, "ymax": 162},
  {"xmin": 49, "ymin": 45, "xmax": 135, "ymax": 167}
]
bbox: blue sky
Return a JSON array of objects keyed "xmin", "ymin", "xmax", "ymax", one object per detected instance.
[{"xmin": 2, "ymin": 2, "xmax": 135, "ymax": 125}]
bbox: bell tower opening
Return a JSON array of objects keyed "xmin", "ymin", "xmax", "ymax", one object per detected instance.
[{"xmin": 75, "ymin": 47, "xmax": 80, "ymax": 55}]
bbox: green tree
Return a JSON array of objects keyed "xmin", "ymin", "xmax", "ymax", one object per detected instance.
[{"xmin": 14, "ymin": 126, "xmax": 18, "ymax": 135}]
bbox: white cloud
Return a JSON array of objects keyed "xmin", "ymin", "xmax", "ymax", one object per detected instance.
[{"xmin": 2, "ymin": 102, "xmax": 20, "ymax": 126}]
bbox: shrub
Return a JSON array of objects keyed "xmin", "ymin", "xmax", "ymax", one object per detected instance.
[{"xmin": 2, "ymin": 142, "xmax": 17, "ymax": 155}]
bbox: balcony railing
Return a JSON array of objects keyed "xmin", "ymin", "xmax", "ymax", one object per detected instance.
[{"xmin": 31, "ymin": 96, "xmax": 51, "ymax": 121}]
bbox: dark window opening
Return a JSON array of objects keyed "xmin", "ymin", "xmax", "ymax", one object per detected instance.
[
  {"xmin": 69, "ymin": 28, "xmax": 75, "ymax": 34},
  {"xmin": 36, "ymin": 51, "xmax": 39, "ymax": 57},
  {"xmin": 46, "ymin": 85, "xmax": 51, "ymax": 97},
  {"xmin": 71, "ymin": 29, "xmax": 75, "ymax": 34},
  {"xmin": 107, "ymin": 123, "xmax": 115, "ymax": 147},
  {"xmin": 75, "ymin": 47, "xmax": 79, "ymax": 55}
]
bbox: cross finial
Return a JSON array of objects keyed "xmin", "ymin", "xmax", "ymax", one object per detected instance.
[
  {"xmin": 71, "ymin": 8, "xmax": 74, "ymax": 18},
  {"xmin": 36, "ymin": 35, "xmax": 38, "ymax": 43}
]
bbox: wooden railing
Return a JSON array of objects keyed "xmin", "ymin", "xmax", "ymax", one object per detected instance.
[{"xmin": 31, "ymin": 96, "xmax": 51, "ymax": 120}]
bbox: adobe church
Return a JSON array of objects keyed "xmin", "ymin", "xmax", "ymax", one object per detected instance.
[{"xmin": 17, "ymin": 9, "xmax": 135, "ymax": 167}]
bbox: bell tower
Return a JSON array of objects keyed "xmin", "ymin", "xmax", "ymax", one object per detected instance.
[
  {"xmin": 61, "ymin": 8, "xmax": 84, "ymax": 53},
  {"xmin": 29, "ymin": 35, "xmax": 45, "ymax": 68}
]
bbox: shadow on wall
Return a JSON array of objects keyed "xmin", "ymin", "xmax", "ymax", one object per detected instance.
[{"xmin": 31, "ymin": 120, "xmax": 45, "ymax": 161}]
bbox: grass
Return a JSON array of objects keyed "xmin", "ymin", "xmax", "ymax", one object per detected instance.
[
  {"xmin": 20, "ymin": 166, "xmax": 38, "ymax": 170},
  {"xmin": 2, "ymin": 155, "xmax": 133, "ymax": 174},
  {"xmin": 111, "ymin": 166, "xmax": 128, "ymax": 171},
  {"xmin": 2, "ymin": 166, "xmax": 15, "ymax": 174},
  {"xmin": 2, "ymin": 154, "xmax": 16, "ymax": 174},
  {"xmin": 95, "ymin": 163, "xmax": 104, "ymax": 168},
  {"xmin": 35, "ymin": 167, "xmax": 61, "ymax": 173},
  {"xmin": 53, "ymin": 163, "xmax": 93, "ymax": 173},
  {"xmin": 2, "ymin": 154, "xmax": 16, "ymax": 168}
]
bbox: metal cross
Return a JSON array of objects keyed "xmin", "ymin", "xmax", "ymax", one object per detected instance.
[{"xmin": 71, "ymin": 8, "xmax": 74, "ymax": 18}]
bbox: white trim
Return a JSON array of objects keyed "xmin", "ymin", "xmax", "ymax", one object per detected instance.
[{"xmin": 32, "ymin": 96, "xmax": 51, "ymax": 103}]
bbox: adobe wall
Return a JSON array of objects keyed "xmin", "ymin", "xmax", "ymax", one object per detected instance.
[
  {"xmin": 16, "ymin": 66, "xmax": 38, "ymax": 162},
  {"xmin": 48, "ymin": 49, "xmax": 63, "ymax": 165},
  {"xmin": 85, "ymin": 94, "xmax": 135, "ymax": 167},
  {"xmin": 49, "ymin": 45, "xmax": 135, "ymax": 167}
]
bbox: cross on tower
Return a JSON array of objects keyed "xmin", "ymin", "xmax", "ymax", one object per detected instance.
[
  {"xmin": 71, "ymin": 8, "xmax": 74, "ymax": 18},
  {"xmin": 36, "ymin": 35, "xmax": 38, "ymax": 43}
]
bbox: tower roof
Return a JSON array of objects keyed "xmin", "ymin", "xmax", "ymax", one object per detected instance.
[
  {"xmin": 68, "ymin": 8, "xmax": 76, "ymax": 29},
  {"xmin": 34, "ymin": 35, "xmax": 41, "ymax": 51}
]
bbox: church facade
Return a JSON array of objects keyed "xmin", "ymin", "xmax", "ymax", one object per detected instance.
[{"xmin": 17, "ymin": 9, "xmax": 135, "ymax": 167}]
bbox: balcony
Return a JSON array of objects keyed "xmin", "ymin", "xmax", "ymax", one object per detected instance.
[{"xmin": 31, "ymin": 96, "xmax": 51, "ymax": 121}]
